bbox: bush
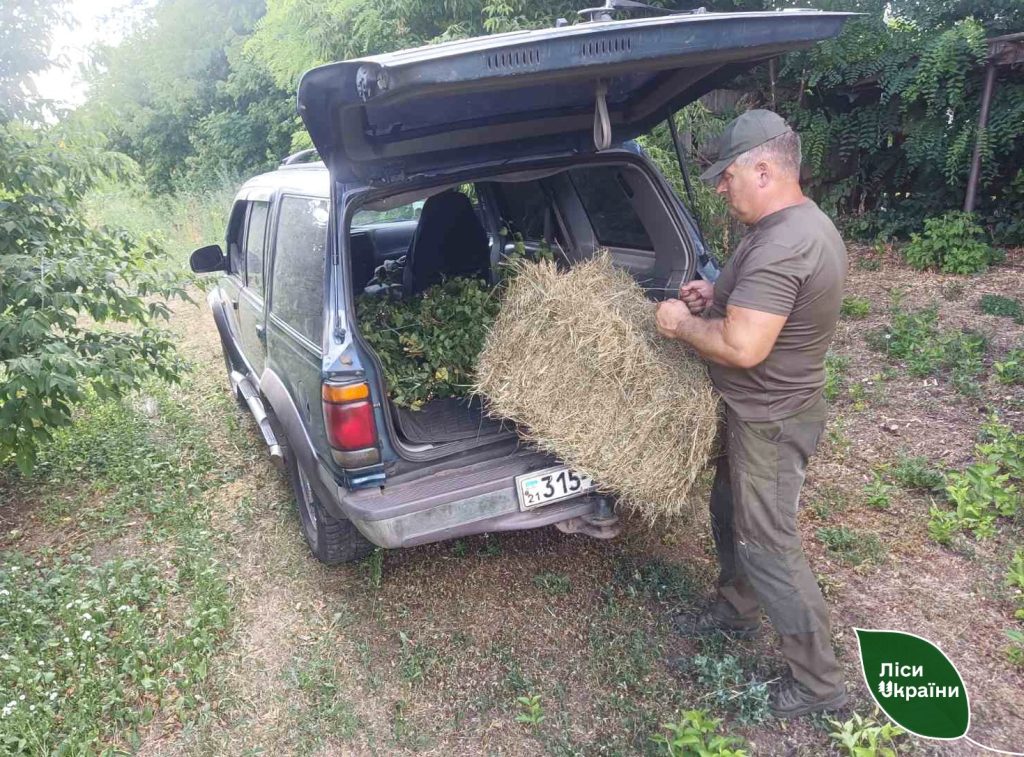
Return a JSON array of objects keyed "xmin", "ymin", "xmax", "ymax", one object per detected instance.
[
  {"xmin": 902, "ymin": 212, "xmax": 999, "ymax": 275},
  {"xmin": 1, "ymin": 123, "xmax": 188, "ymax": 471}
]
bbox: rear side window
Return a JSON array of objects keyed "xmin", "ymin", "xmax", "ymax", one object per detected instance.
[
  {"xmin": 271, "ymin": 196, "xmax": 330, "ymax": 344},
  {"xmin": 569, "ymin": 167, "xmax": 653, "ymax": 250},
  {"xmin": 496, "ymin": 181, "xmax": 548, "ymax": 241},
  {"xmin": 244, "ymin": 201, "xmax": 270, "ymax": 293}
]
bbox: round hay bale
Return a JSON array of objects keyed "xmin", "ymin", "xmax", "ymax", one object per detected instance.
[{"xmin": 475, "ymin": 251, "xmax": 721, "ymax": 523}]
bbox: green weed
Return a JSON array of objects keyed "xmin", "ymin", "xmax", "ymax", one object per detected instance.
[
  {"xmin": 810, "ymin": 485, "xmax": 851, "ymax": 519},
  {"xmin": 826, "ymin": 416, "xmax": 852, "ymax": 459},
  {"xmin": 1007, "ymin": 550, "xmax": 1024, "ymax": 622},
  {"xmin": 688, "ymin": 654, "xmax": 770, "ymax": 725},
  {"xmin": 0, "ymin": 551, "xmax": 227, "ymax": 754},
  {"xmin": 397, "ymin": 631, "xmax": 438, "ymax": 684},
  {"xmin": 290, "ymin": 655, "xmax": 360, "ymax": 747},
  {"xmin": 928, "ymin": 418, "xmax": 1023, "ymax": 542},
  {"xmin": 651, "ymin": 709, "xmax": 749, "ymax": 756},
  {"xmin": 867, "ymin": 306, "xmax": 987, "ymax": 393},
  {"xmin": 864, "ymin": 474, "xmax": 895, "ymax": 510},
  {"xmin": 1006, "ymin": 630, "xmax": 1024, "ymax": 668},
  {"xmin": 978, "ymin": 294, "xmax": 1023, "ymax": 323},
  {"xmin": 890, "ymin": 455, "xmax": 945, "ymax": 492},
  {"xmin": 515, "ymin": 694, "xmax": 546, "ymax": 727},
  {"xmin": 828, "ymin": 710, "xmax": 906, "ymax": 756},
  {"xmin": 366, "ymin": 548, "xmax": 385, "ymax": 589},
  {"xmin": 533, "ymin": 571, "xmax": 571, "ymax": 596},
  {"xmin": 612, "ymin": 556, "xmax": 699, "ymax": 609},
  {"xmin": 817, "ymin": 526, "xmax": 886, "ymax": 566},
  {"xmin": 824, "ymin": 352, "xmax": 849, "ymax": 402},
  {"xmin": 994, "ymin": 349, "xmax": 1024, "ymax": 385},
  {"xmin": 840, "ymin": 296, "xmax": 871, "ymax": 319}
]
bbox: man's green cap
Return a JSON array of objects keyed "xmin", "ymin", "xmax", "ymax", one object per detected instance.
[{"xmin": 699, "ymin": 109, "xmax": 793, "ymax": 184}]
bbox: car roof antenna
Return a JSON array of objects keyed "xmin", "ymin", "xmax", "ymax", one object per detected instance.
[{"xmin": 578, "ymin": 0, "xmax": 702, "ymax": 22}]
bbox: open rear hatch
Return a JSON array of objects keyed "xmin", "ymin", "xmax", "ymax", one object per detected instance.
[{"xmin": 297, "ymin": 9, "xmax": 852, "ymax": 184}]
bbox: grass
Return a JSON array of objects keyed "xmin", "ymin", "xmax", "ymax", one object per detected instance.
[
  {"xmin": 817, "ymin": 526, "xmax": 886, "ymax": 566},
  {"xmin": 0, "ymin": 381, "xmax": 232, "ymax": 753},
  {"xmin": 83, "ymin": 178, "xmax": 234, "ymax": 269}
]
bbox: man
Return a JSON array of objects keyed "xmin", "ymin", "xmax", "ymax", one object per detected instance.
[{"xmin": 655, "ymin": 109, "xmax": 849, "ymax": 718}]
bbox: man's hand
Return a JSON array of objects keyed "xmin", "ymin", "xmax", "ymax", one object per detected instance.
[
  {"xmin": 679, "ymin": 279, "xmax": 714, "ymax": 315},
  {"xmin": 655, "ymin": 299, "xmax": 694, "ymax": 340}
]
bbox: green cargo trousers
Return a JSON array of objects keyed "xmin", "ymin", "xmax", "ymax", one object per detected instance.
[{"xmin": 708, "ymin": 393, "xmax": 845, "ymax": 698}]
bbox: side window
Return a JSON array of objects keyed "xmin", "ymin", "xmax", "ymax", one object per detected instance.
[
  {"xmin": 569, "ymin": 166, "xmax": 653, "ymax": 250},
  {"xmin": 244, "ymin": 201, "xmax": 270, "ymax": 293},
  {"xmin": 495, "ymin": 180, "xmax": 548, "ymax": 241},
  {"xmin": 271, "ymin": 196, "xmax": 330, "ymax": 344},
  {"xmin": 226, "ymin": 201, "xmax": 247, "ymax": 278}
]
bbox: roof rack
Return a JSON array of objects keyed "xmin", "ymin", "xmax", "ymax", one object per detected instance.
[{"xmin": 279, "ymin": 148, "xmax": 320, "ymax": 167}]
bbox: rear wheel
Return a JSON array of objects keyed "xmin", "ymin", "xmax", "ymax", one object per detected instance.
[{"xmin": 284, "ymin": 443, "xmax": 374, "ymax": 564}]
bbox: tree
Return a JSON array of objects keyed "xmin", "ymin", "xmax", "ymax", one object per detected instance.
[{"xmin": 82, "ymin": 0, "xmax": 294, "ymax": 192}]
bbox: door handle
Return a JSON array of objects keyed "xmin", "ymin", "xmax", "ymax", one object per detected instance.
[
  {"xmin": 256, "ymin": 324, "xmax": 266, "ymax": 342},
  {"xmin": 231, "ymin": 299, "xmax": 239, "ymax": 311}
]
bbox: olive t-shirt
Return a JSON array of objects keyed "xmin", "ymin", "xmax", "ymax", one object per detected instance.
[{"xmin": 706, "ymin": 199, "xmax": 847, "ymax": 421}]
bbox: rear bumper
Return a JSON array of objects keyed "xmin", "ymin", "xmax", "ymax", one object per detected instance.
[{"xmin": 335, "ymin": 451, "xmax": 602, "ymax": 548}]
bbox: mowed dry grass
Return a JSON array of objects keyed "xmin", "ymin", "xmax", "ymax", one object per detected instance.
[{"xmin": 4, "ymin": 246, "xmax": 1023, "ymax": 755}]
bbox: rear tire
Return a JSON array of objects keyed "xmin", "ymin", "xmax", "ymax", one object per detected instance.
[{"xmin": 284, "ymin": 443, "xmax": 374, "ymax": 564}]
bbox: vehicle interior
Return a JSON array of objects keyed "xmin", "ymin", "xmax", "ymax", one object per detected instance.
[{"xmin": 346, "ymin": 156, "xmax": 697, "ymax": 450}]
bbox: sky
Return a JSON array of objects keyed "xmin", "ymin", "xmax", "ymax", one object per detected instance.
[{"xmin": 31, "ymin": 0, "xmax": 150, "ymax": 108}]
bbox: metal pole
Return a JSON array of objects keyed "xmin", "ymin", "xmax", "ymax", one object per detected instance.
[{"xmin": 964, "ymin": 63, "xmax": 997, "ymax": 213}]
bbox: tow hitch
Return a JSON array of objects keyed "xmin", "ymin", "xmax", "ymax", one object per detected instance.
[{"xmin": 555, "ymin": 495, "xmax": 622, "ymax": 539}]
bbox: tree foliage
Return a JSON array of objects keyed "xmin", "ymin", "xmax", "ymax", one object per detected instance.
[
  {"xmin": 1, "ymin": 0, "xmax": 188, "ymax": 471},
  {"xmin": 81, "ymin": 0, "xmax": 296, "ymax": 192}
]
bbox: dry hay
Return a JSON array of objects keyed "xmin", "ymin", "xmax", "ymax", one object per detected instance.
[{"xmin": 475, "ymin": 252, "xmax": 721, "ymax": 523}]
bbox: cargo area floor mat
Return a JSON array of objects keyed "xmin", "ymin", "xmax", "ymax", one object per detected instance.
[{"xmin": 393, "ymin": 396, "xmax": 509, "ymax": 444}]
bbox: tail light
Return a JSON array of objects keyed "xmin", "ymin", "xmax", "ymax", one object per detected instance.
[{"xmin": 322, "ymin": 381, "xmax": 378, "ymax": 453}]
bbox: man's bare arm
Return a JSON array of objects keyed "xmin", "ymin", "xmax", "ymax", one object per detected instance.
[{"xmin": 658, "ymin": 302, "xmax": 787, "ymax": 369}]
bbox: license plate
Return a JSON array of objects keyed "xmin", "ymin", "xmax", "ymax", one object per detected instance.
[{"xmin": 515, "ymin": 466, "xmax": 595, "ymax": 510}]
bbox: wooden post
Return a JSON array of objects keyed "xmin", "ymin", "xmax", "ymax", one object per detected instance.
[{"xmin": 964, "ymin": 63, "xmax": 997, "ymax": 213}]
